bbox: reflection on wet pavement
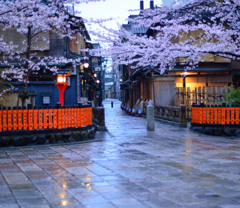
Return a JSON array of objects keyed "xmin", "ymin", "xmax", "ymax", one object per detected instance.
[{"xmin": 0, "ymin": 99, "xmax": 240, "ymax": 208}]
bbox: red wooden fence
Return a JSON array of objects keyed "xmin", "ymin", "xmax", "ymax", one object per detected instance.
[
  {"xmin": 0, "ymin": 106, "xmax": 92, "ymax": 133},
  {"xmin": 192, "ymin": 105, "xmax": 240, "ymax": 125}
]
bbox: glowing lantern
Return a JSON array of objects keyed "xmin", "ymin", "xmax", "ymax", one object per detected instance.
[{"xmin": 55, "ymin": 74, "xmax": 69, "ymax": 106}]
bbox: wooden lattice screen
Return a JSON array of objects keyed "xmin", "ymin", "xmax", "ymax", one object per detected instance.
[{"xmin": 176, "ymin": 87, "xmax": 227, "ymax": 119}]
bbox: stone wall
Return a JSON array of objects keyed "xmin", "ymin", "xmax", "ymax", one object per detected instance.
[
  {"xmin": 191, "ymin": 126, "xmax": 240, "ymax": 137},
  {"xmin": 0, "ymin": 127, "xmax": 95, "ymax": 147},
  {"xmin": 92, "ymin": 107, "xmax": 106, "ymax": 131}
]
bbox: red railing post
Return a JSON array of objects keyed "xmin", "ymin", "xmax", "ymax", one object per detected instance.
[
  {"xmin": 81, "ymin": 106, "xmax": 92, "ymax": 127},
  {"xmin": 191, "ymin": 106, "xmax": 195, "ymax": 123},
  {"xmin": 38, "ymin": 107, "xmax": 43, "ymax": 129},
  {"xmin": 43, "ymin": 107, "xmax": 48, "ymax": 129},
  {"xmin": 17, "ymin": 107, "xmax": 23, "ymax": 130},
  {"xmin": 53, "ymin": 107, "xmax": 58, "ymax": 129},
  {"xmin": 0, "ymin": 108, "xmax": 2, "ymax": 132},
  {"xmin": 22, "ymin": 107, "xmax": 28, "ymax": 130},
  {"xmin": 222, "ymin": 107, "xmax": 226, "ymax": 125},
  {"xmin": 66, "ymin": 106, "xmax": 70, "ymax": 128},
  {"xmin": 201, "ymin": 103, "xmax": 206, "ymax": 124},
  {"xmin": 214, "ymin": 106, "xmax": 218, "ymax": 124},
  {"xmin": 7, "ymin": 107, "xmax": 13, "ymax": 131},
  {"xmin": 199, "ymin": 107, "xmax": 203, "ymax": 124},
  {"xmin": 48, "ymin": 108, "xmax": 53, "ymax": 129},
  {"xmin": 210, "ymin": 107, "xmax": 214, "ymax": 124},
  {"xmin": 13, "ymin": 107, "xmax": 18, "ymax": 131},
  {"xmin": 71, "ymin": 107, "xmax": 74, "ymax": 127},
  {"xmin": 231, "ymin": 108, "xmax": 235, "ymax": 125},
  {"xmin": 33, "ymin": 107, "xmax": 38, "ymax": 130},
  {"xmin": 236, "ymin": 108, "xmax": 239, "ymax": 125},
  {"xmin": 2, "ymin": 107, "xmax": 7, "ymax": 131},
  {"xmin": 62, "ymin": 106, "xmax": 66, "ymax": 128},
  {"xmin": 206, "ymin": 106, "xmax": 210, "ymax": 124},
  {"xmin": 57, "ymin": 104, "xmax": 62, "ymax": 129},
  {"xmin": 202, "ymin": 107, "xmax": 206, "ymax": 124},
  {"xmin": 28, "ymin": 107, "xmax": 33, "ymax": 131},
  {"xmin": 218, "ymin": 106, "xmax": 221, "ymax": 124},
  {"xmin": 77, "ymin": 103, "xmax": 82, "ymax": 127},
  {"xmin": 73, "ymin": 106, "xmax": 77, "ymax": 127},
  {"xmin": 226, "ymin": 107, "xmax": 230, "ymax": 125}
]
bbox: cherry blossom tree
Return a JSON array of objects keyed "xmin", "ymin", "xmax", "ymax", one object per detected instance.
[
  {"xmin": 107, "ymin": 0, "xmax": 240, "ymax": 73},
  {"xmin": 0, "ymin": 0, "xmax": 100, "ymax": 106}
]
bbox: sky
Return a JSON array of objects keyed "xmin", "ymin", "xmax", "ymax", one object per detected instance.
[
  {"xmin": 77, "ymin": 0, "xmax": 176, "ymax": 70},
  {"xmin": 77, "ymin": 0, "xmax": 167, "ymax": 41}
]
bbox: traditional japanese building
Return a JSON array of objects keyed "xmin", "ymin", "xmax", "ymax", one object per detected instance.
[
  {"xmin": 0, "ymin": 13, "xmax": 97, "ymax": 107},
  {"xmin": 119, "ymin": 0, "xmax": 240, "ymax": 112}
]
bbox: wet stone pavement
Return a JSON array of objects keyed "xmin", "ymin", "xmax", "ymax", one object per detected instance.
[{"xmin": 0, "ymin": 99, "xmax": 240, "ymax": 208}]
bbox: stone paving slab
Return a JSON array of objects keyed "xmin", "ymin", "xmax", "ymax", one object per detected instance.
[{"xmin": 0, "ymin": 99, "xmax": 240, "ymax": 208}]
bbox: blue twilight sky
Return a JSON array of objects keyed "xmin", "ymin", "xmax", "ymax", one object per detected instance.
[{"xmin": 78, "ymin": 0, "xmax": 177, "ymax": 41}]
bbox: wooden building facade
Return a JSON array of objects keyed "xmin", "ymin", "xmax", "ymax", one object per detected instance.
[
  {"xmin": 120, "ymin": 2, "xmax": 240, "ymax": 111},
  {"xmin": 0, "ymin": 15, "xmax": 97, "ymax": 108}
]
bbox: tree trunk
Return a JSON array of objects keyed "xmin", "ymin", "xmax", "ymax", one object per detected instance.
[{"xmin": 21, "ymin": 26, "xmax": 32, "ymax": 107}]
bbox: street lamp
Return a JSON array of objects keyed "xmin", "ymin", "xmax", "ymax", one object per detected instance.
[
  {"xmin": 56, "ymin": 74, "xmax": 69, "ymax": 106},
  {"xmin": 83, "ymin": 62, "xmax": 89, "ymax": 69},
  {"xmin": 181, "ymin": 72, "xmax": 191, "ymax": 88}
]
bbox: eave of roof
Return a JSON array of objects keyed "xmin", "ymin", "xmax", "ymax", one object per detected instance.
[
  {"xmin": 168, "ymin": 67, "xmax": 232, "ymax": 73},
  {"xmin": 120, "ymin": 79, "xmax": 131, "ymax": 86},
  {"xmin": 69, "ymin": 14, "xmax": 91, "ymax": 41},
  {"xmin": 131, "ymin": 66, "xmax": 160, "ymax": 79}
]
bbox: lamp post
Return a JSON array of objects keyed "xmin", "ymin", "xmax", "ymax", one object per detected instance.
[
  {"xmin": 77, "ymin": 62, "xmax": 90, "ymax": 103},
  {"xmin": 181, "ymin": 72, "xmax": 190, "ymax": 89},
  {"xmin": 56, "ymin": 74, "xmax": 69, "ymax": 106},
  {"xmin": 83, "ymin": 62, "xmax": 89, "ymax": 69},
  {"xmin": 98, "ymin": 69, "xmax": 103, "ymax": 107},
  {"xmin": 82, "ymin": 62, "xmax": 89, "ymax": 99},
  {"xmin": 77, "ymin": 62, "xmax": 89, "ymax": 103}
]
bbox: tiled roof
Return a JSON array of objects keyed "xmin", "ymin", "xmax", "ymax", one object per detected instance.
[{"xmin": 122, "ymin": 15, "xmax": 148, "ymax": 35}]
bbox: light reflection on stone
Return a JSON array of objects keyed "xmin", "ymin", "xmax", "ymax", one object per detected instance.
[
  {"xmin": 84, "ymin": 174, "xmax": 91, "ymax": 181},
  {"xmin": 61, "ymin": 200, "xmax": 67, "ymax": 206},
  {"xmin": 59, "ymin": 192, "xmax": 66, "ymax": 199},
  {"xmin": 59, "ymin": 200, "xmax": 72, "ymax": 206},
  {"xmin": 81, "ymin": 182, "xmax": 92, "ymax": 190},
  {"xmin": 62, "ymin": 183, "xmax": 67, "ymax": 190},
  {"xmin": 184, "ymin": 139, "xmax": 193, "ymax": 173}
]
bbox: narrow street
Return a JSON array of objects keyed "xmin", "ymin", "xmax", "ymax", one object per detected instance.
[{"xmin": 0, "ymin": 99, "xmax": 240, "ymax": 208}]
